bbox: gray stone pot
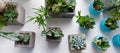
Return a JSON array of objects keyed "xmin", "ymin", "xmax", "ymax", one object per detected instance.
[
  {"xmin": 15, "ymin": 31, "xmax": 35, "ymax": 48},
  {"xmin": 68, "ymin": 34, "xmax": 86, "ymax": 53},
  {"xmin": 45, "ymin": 27, "xmax": 64, "ymax": 42},
  {"xmin": 8, "ymin": 2, "xmax": 25, "ymax": 25}
]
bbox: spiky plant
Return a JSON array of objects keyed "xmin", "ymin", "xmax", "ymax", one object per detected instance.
[{"xmin": 69, "ymin": 35, "xmax": 86, "ymax": 50}]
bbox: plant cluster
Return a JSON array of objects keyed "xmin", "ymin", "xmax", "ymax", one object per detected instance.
[
  {"xmin": 93, "ymin": 36, "xmax": 110, "ymax": 50},
  {"xmin": 42, "ymin": 28, "xmax": 64, "ymax": 38},
  {"xmin": 46, "ymin": 0, "xmax": 76, "ymax": 14},
  {"xmin": 93, "ymin": 0, "xmax": 104, "ymax": 10},
  {"xmin": 0, "ymin": 31, "xmax": 30, "ymax": 44},
  {"xmin": 0, "ymin": 3, "xmax": 18, "ymax": 28},
  {"xmin": 75, "ymin": 11, "xmax": 95, "ymax": 29},
  {"xmin": 69, "ymin": 35, "xmax": 86, "ymax": 50}
]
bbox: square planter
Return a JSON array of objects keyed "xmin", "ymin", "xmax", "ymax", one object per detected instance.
[
  {"xmin": 45, "ymin": 0, "xmax": 75, "ymax": 18},
  {"xmin": 15, "ymin": 31, "xmax": 35, "ymax": 48},
  {"xmin": 46, "ymin": 27, "xmax": 64, "ymax": 42},
  {"xmin": 68, "ymin": 34, "xmax": 86, "ymax": 53},
  {"xmin": 7, "ymin": 2, "xmax": 25, "ymax": 25}
]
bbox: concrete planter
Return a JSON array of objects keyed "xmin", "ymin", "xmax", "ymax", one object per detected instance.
[
  {"xmin": 7, "ymin": 2, "xmax": 25, "ymax": 25},
  {"xmin": 45, "ymin": 0, "xmax": 75, "ymax": 18},
  {"xmin": 68, "ymin": 34, "xmax": 86, "ymax": 53},
  {"xmin": 15, "ymin": 31, "xmax": 35, "ymax": 48},
  {"xmin": 46, "ymin": 27, "xmax": 64, "ymax": 42}
]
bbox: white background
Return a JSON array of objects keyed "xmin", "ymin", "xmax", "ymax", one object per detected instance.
[{"xmin": 1, "ymin": 0, "xmax": 120, "ymax": 53}]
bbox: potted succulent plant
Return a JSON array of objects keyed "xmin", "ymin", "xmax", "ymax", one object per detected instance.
[
  {"xmin": 68, "ymin": 34, "xmax": 86, "ymax": 53},
  {"xmin": 0, "ymin": 31, "xmax": 35, "ymax": 48},
  {"xmin": 112, "ymin": 34, "xmax": 120, "ymax": 47},
  {"xmin": 100, "ymin": 8, "xmax": 120, "ymax": 32},
  {"xmin": 92, "ymin": 36, "xmax": 110, "ymax": 51},
  {"xmin": 75, "ymin": 11, "xmax": 95, "ymax": 30},
  {"xmin": 42, "ymin": 27, "xmax": 64, "ymax": 41},
  {"xmin": 45, "ymin": 0, "xmax": 76, "ymax": 18},
  {"xmin": 89, "ymin": 0, "xmax": 104, "ymax": 15},
  {"xmin": 0, "ymin": 0, "xmax": 25, "ymax": 25},
  {"xmin": 28, "ymin": 7, "xmax": 64, "ymax": 41}
]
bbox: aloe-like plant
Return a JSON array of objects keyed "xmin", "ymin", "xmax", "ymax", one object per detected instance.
[
  {"xmin": 42, "ymin": 27, "xmax": 64, "ymax": 39},
  {"xmin": 27, "ymin": 6, "xmax": 51, "ymax": 31},
  {"xmin": 93, "ymin": 0, "xmax": 104, "ymax": 10},
  {"xmin": 0, "ymin": 31, "xmax": 30, "ymax": 44},
  {"xmin": 69, "ymin": 35, "xmax": 86, "ymax": 50},
  {"xmin": 93, "ymin": 36, "xmax": 110, "ymax": 50},
  {"xmin": 105, "ymin": 8, "xmax": 120, "ymax": 30},
  {"xmin": 46, "ymin": 0, "xmax": 76, "ymax": 14},
  {"xmin": 75, "ymin": 11, "xmax": 95, "ymax": 29}
]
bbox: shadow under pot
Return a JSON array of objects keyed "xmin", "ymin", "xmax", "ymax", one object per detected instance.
[
  {"xmin": 112, "ymin": 34, "xmax": 120, "ymax": 47},
  {"xmin": 44, "ymin": 27, "xmax": 64, "ymax": 42},
  {"xmin": 100, "ymin": 18, "xmax": 118, "ymax": 32},
  {"xmin": 92, "ymin": 36, "xmax": 110, "ymax": 51},
  {"xmin": 68, "ymin": 34, "xmax": 86, "ymax": 53},
  {"xmin": 15, "ymin": 31, "xmax": 35, "ymax": 48},
  {"xmin": 89, "ymin": 1, "xmax": 103, "ymax": 15}
]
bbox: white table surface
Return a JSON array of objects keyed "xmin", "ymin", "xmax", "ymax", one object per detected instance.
[{"xmin": 1, "ymin": 0, "xmax": 120, "ymax": 53}]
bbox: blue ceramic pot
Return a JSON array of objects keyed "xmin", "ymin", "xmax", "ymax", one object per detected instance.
[
  {"xmin": 92, "ymin": 36, "xmax": 109, "ymax": 50},
  {"xmin": 89, "ymin": 1, "xmax": 103, "ymax": 15},
  {"xmin": 100, "ymin": 18, "xmax": 112, "ymax": 32},
  {"xmin": 112, "ymin": 34, "xmax": 120, "ymax": 47},
  {"xmin": 79, "ymin": 24, "xmax": 89, "ymax": 31}
]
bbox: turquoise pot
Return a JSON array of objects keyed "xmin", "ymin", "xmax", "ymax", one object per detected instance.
[
  {"xmin": 79, "ymin": 24, "xmax": 89, "ymax": 33},
  {"xmin": 89, "ymin": 1, "xmax": 103, "ymax": 15},
  {"xmin": 100, "ymin": 18, "xmax": 112, "ymax": 32},
  {"xmin": 112, "ymin": 34, "xmax": 120, "ymax": 47},
  {"xmin": 92, "ymin": 36, "xmax": 109, "ymax": 50}
]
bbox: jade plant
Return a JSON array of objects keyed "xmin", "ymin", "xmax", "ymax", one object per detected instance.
[
  {"xmin": 0, "ymin": 3, "xmax": 18, "ymax": 28},
  {"xmin": 75, "ymin": 11, "xmax": 95, "ymax": 29},
  {"xmin": 27, "ymin": 6, "xmax": 51, "ymax": 31},
  {"xmin": 46, "ymin": 0, "xmax": 76, "ymax": 14},
  {"xmin": 93, "ymin": 0, "xmax": 104, "ymax": 10},
  {"xmin": 69, "ymin": 35, "xmax": 86, "ymax": 50},
  {"xmin": 0, "ymin": 31, "xmax": 30, "ymax": 44},
  {"xmin": 42, "ymin": 27, "xmax": 64, "ymax": 40},
  {"xmin": 105, "ymin": 8, "xmax": 120, "ymax": 30},
  {"xmin": 93, "ymin": 36, "xmax": 110, "ymax": 50}
]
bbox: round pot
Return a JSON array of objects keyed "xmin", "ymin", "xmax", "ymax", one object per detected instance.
[
  {"xmin": 89, "ymin": 1, "xmax": 103, "ymax": 15},
  {"xmin": 92, "ymin": 36, "xmax": 109, "ymax": 50},
  {"xmin": 112, "ymin": 34, "xmax": 120, "ymax": 47},
  {"xmin": 100, "ymin": 18, "xmax": 113, "ymax": 32},
  {"xmin": 79, "ymin": 24, "xmax": 89, "ymax": 31}
]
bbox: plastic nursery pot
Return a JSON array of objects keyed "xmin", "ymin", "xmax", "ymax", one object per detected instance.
[
  {"xmin": 100, "ymin": 18, "xmax": 113, "ymax": 32},
  {"xmin": 92, "ymin": 36, "xmax": 109, "ymax": 50},
  {"xmin": 112, "ymin": 34, "xmax": 120, "ymax": 47},
  {"xmin": 89, "ymin": 1, "xmax": 103, "ymax": 15}
]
